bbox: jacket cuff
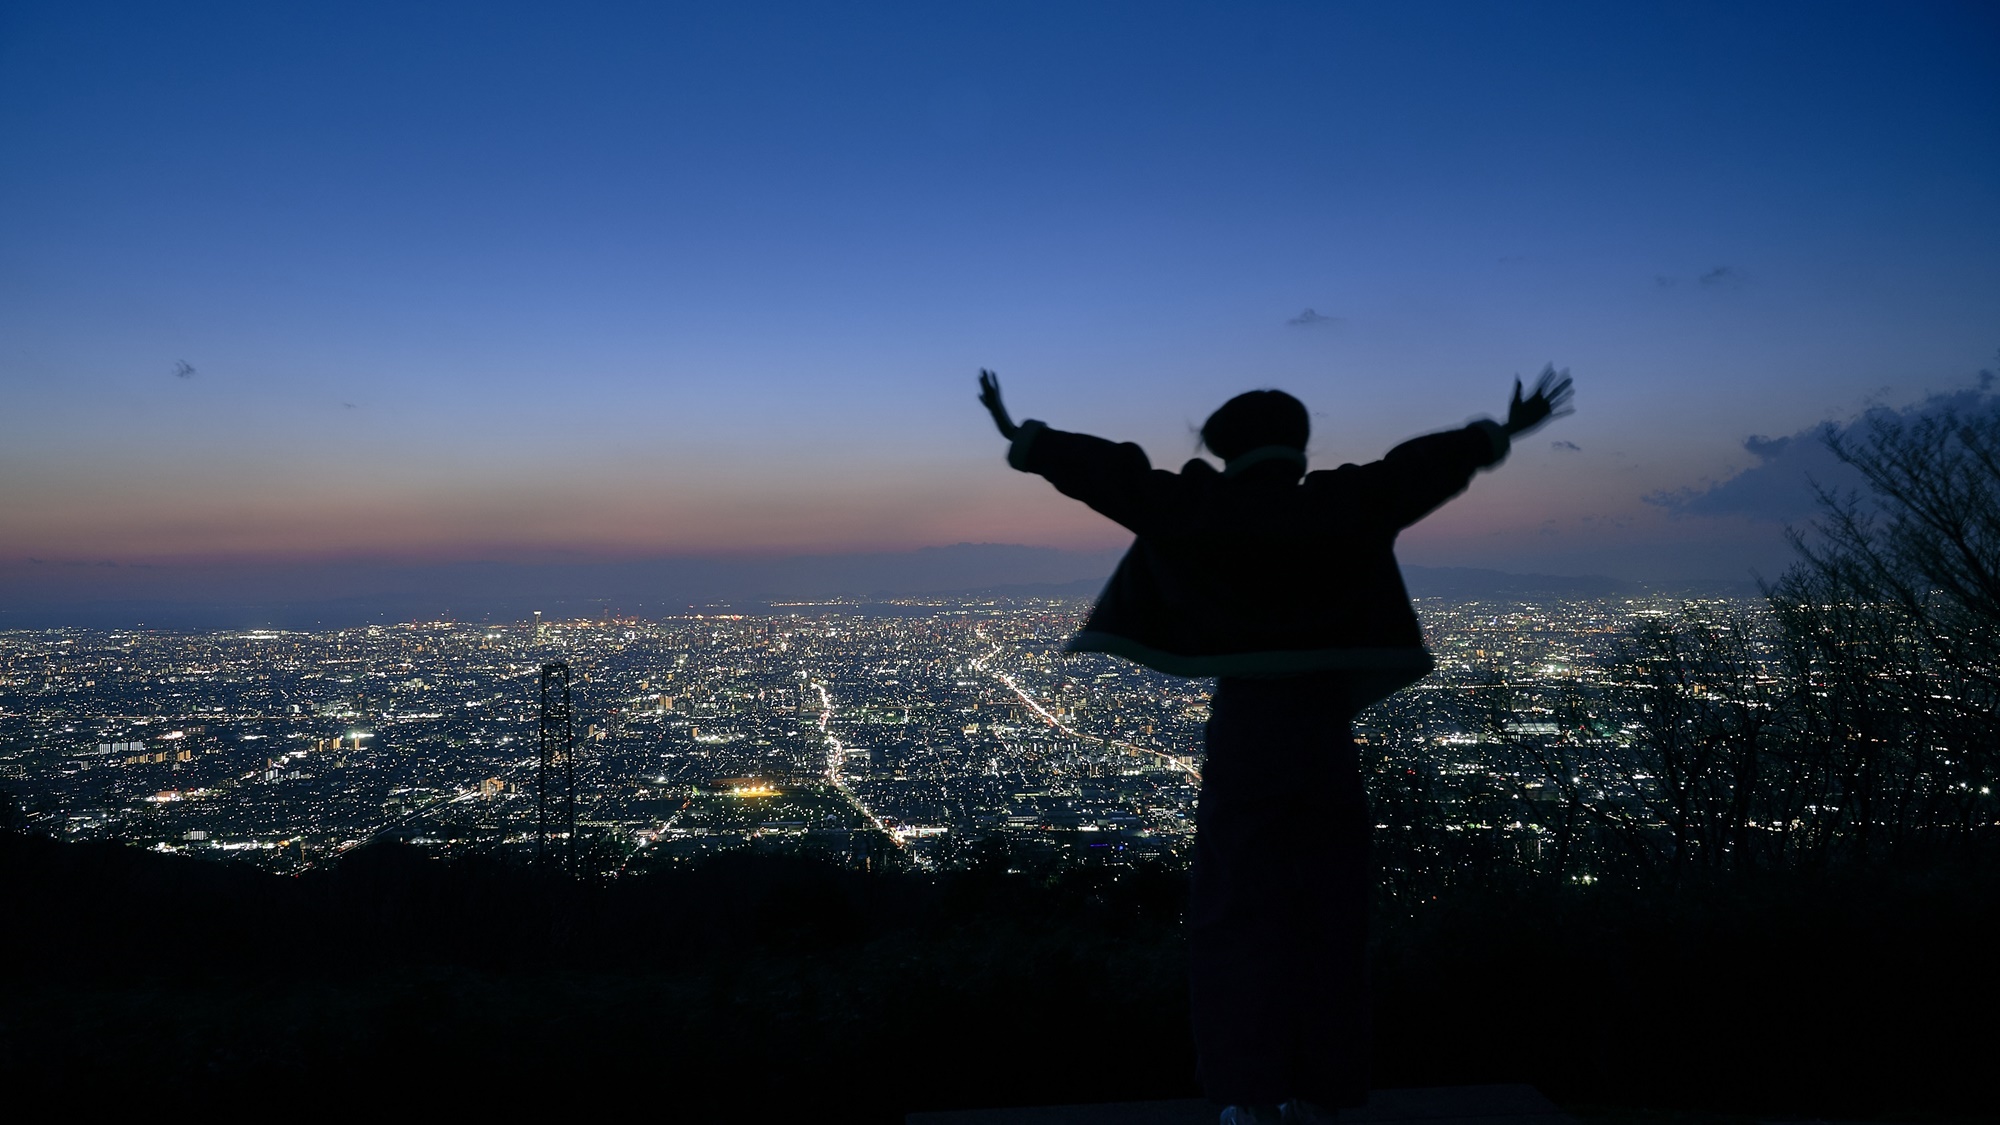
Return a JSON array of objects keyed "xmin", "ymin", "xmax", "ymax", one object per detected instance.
[
  {"xmin": 1007, "ymin": 419, "xmax": 1048, "ymax": 472},
  {"xmin": 1471, "ymin": 419, "xmax": 1510, "ymax": 465}
]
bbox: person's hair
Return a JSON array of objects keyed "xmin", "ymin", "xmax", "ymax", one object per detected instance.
[{"xmin": 1199, "ymin": 389, "xmax": 1309, "ymax": 460}]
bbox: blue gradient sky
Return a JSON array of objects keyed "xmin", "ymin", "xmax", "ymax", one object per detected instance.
[{"xmin": 3, "ymin": 1, "xmax": 1996, "ymax": 590}]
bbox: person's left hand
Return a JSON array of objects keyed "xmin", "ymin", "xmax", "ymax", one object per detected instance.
[{"xmin": 1505, "ymin": 364, "xmax": 1574, "ymax": 436}]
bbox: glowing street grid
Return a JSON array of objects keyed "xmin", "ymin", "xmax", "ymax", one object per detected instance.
[{"xmin": 0, "ymin": 596, "xmax": 1751, "ymax": 871}]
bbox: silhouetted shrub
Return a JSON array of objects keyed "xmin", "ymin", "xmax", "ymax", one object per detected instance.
[{"xmin": 3, "ymin": 834, "xmax": 1993, "ymax": 1120}]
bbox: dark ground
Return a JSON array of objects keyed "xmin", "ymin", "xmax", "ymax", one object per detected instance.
[{"xmin": 2, "ymin": 832, "xmax": 1992, "ymax": 1122}]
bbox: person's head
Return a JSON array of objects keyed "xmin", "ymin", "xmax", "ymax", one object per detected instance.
[{"xmin": 1199, "ymin": 389, "xmax": 1309, "ymax": 462}]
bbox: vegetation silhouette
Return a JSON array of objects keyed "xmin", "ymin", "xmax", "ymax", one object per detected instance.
[
  {"xmin": 1, "ymin": 829, "xmax": 1994, "ymax": 1120},
  {"xmin": 1425, "ymin": 391, "xmax": 2000, "ymax": 888}
]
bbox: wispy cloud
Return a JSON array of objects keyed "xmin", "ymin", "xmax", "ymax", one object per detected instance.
[
  {"xmin": 1655, "ymin": 266, "xmax": 1745, "ymax": 290},
  {"xmin": 1742, "ymin": 434, "xmax": 1790, "ymax": 460}
]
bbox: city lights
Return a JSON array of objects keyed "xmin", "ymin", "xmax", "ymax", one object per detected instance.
[{"xmin": 0, "ymin": 593, "xmax": 1760, "ymax": 873}]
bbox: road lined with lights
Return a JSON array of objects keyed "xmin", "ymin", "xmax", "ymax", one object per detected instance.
[
  {"xmin": 811, "ymin": 677, "xmax": 906, "ymax": 847},
  {"xmin": 970, "ymin": 645, "xmax": 1202, "ymax": 784}
]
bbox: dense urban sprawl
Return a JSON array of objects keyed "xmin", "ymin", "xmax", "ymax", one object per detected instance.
[{"xmin": 0, "ymin": 596, "xmax": 1749, "ymax": 873}]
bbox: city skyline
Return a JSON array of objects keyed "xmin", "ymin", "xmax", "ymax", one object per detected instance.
[
  {"xmin": 0, "ymin": 592, "xmax": 1736, "ymax": 874},
  {"xmin": 4, "ymin": 2, "xmax": 1997, "ymax": 618}
]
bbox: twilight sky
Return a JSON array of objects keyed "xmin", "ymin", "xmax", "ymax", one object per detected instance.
[{"xmin": 3, "ymin": 1, "xmax": 1997, "ymax": 607}]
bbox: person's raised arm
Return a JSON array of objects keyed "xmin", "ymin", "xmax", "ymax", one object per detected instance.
[
  {"xmin": 974, "ymin": 368, "xmax": 1176, "ymax": 533},
  {"xmin": 1345, "ymin": 364, "xmax": 1576, "ymax": 530},
  {"xmin": 977, "ymin": 369, "xmax": 1020, "ymax": 440}
]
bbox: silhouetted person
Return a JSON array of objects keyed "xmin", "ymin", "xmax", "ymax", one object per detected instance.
[{"xmin": 976, "ymin": 366, "xmax": 1573, "ymax": 1125}]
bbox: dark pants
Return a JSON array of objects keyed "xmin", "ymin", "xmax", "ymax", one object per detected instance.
[{"xmin": 1190, "ymin": 674, "xmax": 1371, "ymax": 1108}]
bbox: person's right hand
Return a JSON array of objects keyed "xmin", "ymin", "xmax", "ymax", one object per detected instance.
[
  {"xmin": 1505, "ymin": 364, "xmax": 1574, "ymax": 437},
  {"xmin": 977, "ymin": 369, "xmax": 1021, "ymax": 440}
]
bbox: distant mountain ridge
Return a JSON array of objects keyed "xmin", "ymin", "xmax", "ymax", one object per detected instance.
[
  {"xmin": 0, "ymin": 544, "xmax": 1757, "ymax": 629},
  {"xmin": 1401, "ymin": 565, "xmax": 1765, "ymax": 600},
  {"xmin": 955, "ymin": 567, "xmax": 1759, "ymax": 605},
  {"xmin": 0, "ymin": 544, "xmax": 1125, "ymax": 629}
]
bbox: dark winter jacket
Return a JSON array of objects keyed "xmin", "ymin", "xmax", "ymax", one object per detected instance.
[{"xmin": 1006, "ymin": 417, "xmax": 1511, "ymax": 710}]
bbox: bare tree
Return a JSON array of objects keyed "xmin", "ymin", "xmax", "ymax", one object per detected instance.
[
  {"xmin": 1418, "ymin": 396, "xmax": 1999, "ymax": 889},
  {"xmin": 1765, "ymin": 394, "xmax": 2000, "ymax": 864}
]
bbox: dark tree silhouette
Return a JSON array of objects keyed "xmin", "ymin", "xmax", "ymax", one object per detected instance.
[
  {"xmin": 1764, "ymin": 395, "xmax": 2000, "ymax": 863},
  {"xmin": 1408, "ymin": 394, "xmax": 2000, "ymax": 885}
]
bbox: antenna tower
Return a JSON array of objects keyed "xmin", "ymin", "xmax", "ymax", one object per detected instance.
[{"xmin": 538, "ymin": 661, "xmax": 576, "ymax": 868}]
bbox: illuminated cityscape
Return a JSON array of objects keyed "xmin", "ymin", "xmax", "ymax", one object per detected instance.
[{"xmin": 0, "ymin": 594, "xmax": 1753, "ymax": 874}]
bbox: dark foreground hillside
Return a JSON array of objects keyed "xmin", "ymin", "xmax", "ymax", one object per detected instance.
[{"xmin": 2, "ymin": 833, "xmax": 1992, "ymax": 1122}]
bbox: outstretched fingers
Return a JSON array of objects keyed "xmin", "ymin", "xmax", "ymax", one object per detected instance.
[
  {"xmin": 1535, "ymin": 364, "xmax": 1575, "ymax": 417},
  {"xmin": 976, "ymin": 368, "xmax": 1021, "ymax": 439}
]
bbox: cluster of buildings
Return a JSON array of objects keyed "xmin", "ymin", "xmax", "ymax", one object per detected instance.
[{"xmin": 0, "ymin": 595, "xmax": 1753, "ymax": 873}]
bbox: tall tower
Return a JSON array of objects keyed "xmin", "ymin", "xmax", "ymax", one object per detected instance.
[{"xmin": 538, "ymin": 661, "xmax": 575, "ymax": 867}]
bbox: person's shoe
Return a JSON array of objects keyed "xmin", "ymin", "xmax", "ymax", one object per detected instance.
[
  {"xmin": 1280, "ymin": 1099, "xmax": 1342, "ymax": 1124},
  {"xmin": 1219, "ymin": 1106, "xmax": 1284, "ymax": 1125}
]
